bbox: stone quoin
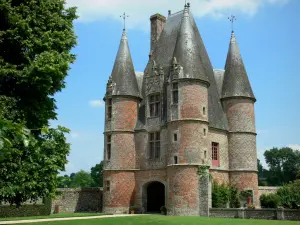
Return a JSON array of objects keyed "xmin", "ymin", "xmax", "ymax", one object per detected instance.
[{"xmin": 102, "ymin": 4, "xmax": 258, "ymax": 216}]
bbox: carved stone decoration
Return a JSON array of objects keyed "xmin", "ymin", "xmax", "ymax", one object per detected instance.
[
  {"xmin": 106, "ymin": 76, "xmax": 116, "ymax": 96},
  {"xmin": 170, "ymin": 57, "xmax": 183, "ymax": 80}
]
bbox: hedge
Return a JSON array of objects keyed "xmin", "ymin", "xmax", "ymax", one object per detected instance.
[{"xmin": 0, "ymin": 198, "xmax": 52, "ymax": 218}]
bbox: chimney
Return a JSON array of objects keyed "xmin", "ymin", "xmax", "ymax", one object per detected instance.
[{"xmin": 150, "ymin": 13, "xmax": 166, "ymax": 52}]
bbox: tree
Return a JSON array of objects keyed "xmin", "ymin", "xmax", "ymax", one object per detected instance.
[
  {"xmin": 57, "ymin": 175, "xmax": 72, "ymax": 188},
  {"xmin": 90, "ymin": 161, "xmax": 103, "ymax": 187},
  {"xmin": 0, "ymin": 0, "xmax": 77, "ymax": 206},
  {"xmin": 0, "ymin": 0, "xmax": 77, "ymax": 129},
  {"xmin": 0, "ymin": 121, "xmax": 70, "ymax": 206},
  {"xmin": 264, "ymin": 147, "xmax": 300, "ymax": 186},
  {"xmin": 277, "ymin": 179, "xmax": 300, "ymax": 209},
  {"xmin": 257, "ymin": 159, "xmax": 269, "ymax": 186},
  {"xmin": 70, "ymin": 170, "xmax": 93, "ymax": 188}
]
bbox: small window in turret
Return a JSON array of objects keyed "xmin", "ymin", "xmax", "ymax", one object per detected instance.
[
  {"xmin": 107, "ymin": 98, "xmax": 112, "ymax": 119},
  {"xmin": 203, "ymin": 128, "xmax": 207, "ymax": 136},
  {"xmin": 203, "ymin": 107, "xmax": 206, "ymax": 116},
  {"xmin": 106, "ymin": 180, "xmax": 110, "ymax": 191},
  {"xmin": 174, "ymin": 156, "xmax": 178, "ymax": 164},
  {"xmin": 173, "ymin": 133, "xmax": 178, "ymax": 142},
  {"xmin": 172, "ymin": 82, "xmax": 178, "ymax": 104},
  {"xmin": 107, "ymin": 135, "xmax": 111, "ymax": 160}
]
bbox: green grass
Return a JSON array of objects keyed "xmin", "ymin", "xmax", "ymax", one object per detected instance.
[
  {"xmin": 11, "ymin": 215, "xmax": 300, "ymax": 225},
  {"xmin": 0, "ymin": 213, "xmax": 104, "ymax": 221}
]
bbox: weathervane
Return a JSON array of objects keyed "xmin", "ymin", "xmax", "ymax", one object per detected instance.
[
  {"xmin": 120, "ymin": 12, "xmax": 129, "ymax": 30},
  {"xmin": 228, "ymin": 15, "xmax": 236, "ymax": 32}
]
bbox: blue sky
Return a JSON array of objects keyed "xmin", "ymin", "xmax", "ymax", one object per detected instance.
[{"xmin": 53, "ymin": 0, "xmax": 300, "ymax": 174}]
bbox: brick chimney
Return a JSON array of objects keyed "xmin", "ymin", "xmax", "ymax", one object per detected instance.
[{"xmin": 150, "ymin": 13, "xmax": 166, "ymax": 52}]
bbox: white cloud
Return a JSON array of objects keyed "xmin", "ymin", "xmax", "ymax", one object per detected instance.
[
  {"xmin": 89, "ymin": 100, "xmax": 105, "ymax": 108},
  {"xmin": 66, "ymin": 0, "xmax": 290, "ymax": 30},
  {"xmin": 288, "ymin": 144, "xmax": 300, "ymax": 151},
  {"xmin": 70, "ymin": 132, "xmax": 79, "ymax": 139}
]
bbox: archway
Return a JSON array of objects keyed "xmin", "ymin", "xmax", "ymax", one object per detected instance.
[{"xmin": 146, "ymin": 181, "xmax": 165, "ymax": 213}]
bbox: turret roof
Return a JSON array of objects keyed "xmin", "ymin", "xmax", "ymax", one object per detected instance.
[
  {"xmin": 110, "ymin": 29, "xmax": 140, "ymax": 98},
  {"xmin": 221, "ymin": 32, "xmax": 255, "ymax": 101}
]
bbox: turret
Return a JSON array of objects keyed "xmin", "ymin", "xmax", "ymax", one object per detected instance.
[
  {"xmin": 221, "ymin": 31, "xmax": 258, "ymax": 205},
  {"xmin": 103, "ymin": 28, "xmax": 140, "ymax": 214},
  {"xmin": 166, "ymin": 4, "xmax": 210, "ymax": 216}
]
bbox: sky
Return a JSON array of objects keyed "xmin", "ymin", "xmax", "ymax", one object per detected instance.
[{"xmin": 52, "ymin": 0, "xmax": 300, "ymax": 174}]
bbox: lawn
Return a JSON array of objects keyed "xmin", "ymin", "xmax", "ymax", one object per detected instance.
[
  {"xmin": 0, "ymin": 213, "xmax": 103, "ymax": 222},
  {"xmin": 12, "ymin": 215, "xmax": 300, "ymax": 225}
]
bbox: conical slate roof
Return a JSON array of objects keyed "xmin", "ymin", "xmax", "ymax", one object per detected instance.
[
  {"xmin": 111, "ymin": 29, "xmax": 140, "ymax": 98},
  {"xmin": 172, "ymin": 6, "xmax": 209, "ymax": 83},
  {"xmin": 221, "ymin": 32, "xmax": 255, "ymax": 101}
]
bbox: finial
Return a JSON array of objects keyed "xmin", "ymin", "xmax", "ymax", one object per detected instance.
[
  {"xmin": 120, "ymin": 12, "xmax": 129, "ymax": 30},
  {"xmin": 168, "ymin": 10, "xmax": 171, "ymax": 16},
  {"xmin": 187, "ymin": 2, "xmax": 190, "ymax": 7},
  {"xmin": 184, "ymin": 0, "xmax": 187, "ymax": 7},
  {"xmin": 228, "ymin": 15, "xmax": 236, "ymax": 33}
]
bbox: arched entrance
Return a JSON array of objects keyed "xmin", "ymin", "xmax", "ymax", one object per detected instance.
[{"xmin": 146, "ymin": 181, "xmax": 165, "ymax": 213}]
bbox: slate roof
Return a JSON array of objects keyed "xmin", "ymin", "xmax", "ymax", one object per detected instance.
[
  {"xmin": 221, "ymin": 32, "xmax": 255, "ymax": 101},
  {"xmin": 110, "ymin": 29, "xmax": 140, "ymax": 98},
  {"xmin": 172, "ymin": 7, "xmax": 209, "ymax": 82},
  {"xmin": 213, "ymin": 69, "xmax": 225, "ymax": 97},
  {"xmin": 147, "ymin": 8, "xmax": 228, "ymax": 130}
]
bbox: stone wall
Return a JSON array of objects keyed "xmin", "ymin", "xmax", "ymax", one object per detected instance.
[
  {"xmin": 51, "ymin": 188, "xmax": 102, "ymax": 213},
  {"xmin": 210, "ymin": 208, "xmax": 300, "ymax": 221}
]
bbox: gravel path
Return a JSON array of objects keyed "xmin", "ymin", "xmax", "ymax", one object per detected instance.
[{"xmin": 0, "ymin": 214, "xmax": 147, "ymax": 224}]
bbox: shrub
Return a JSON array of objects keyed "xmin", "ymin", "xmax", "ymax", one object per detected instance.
[
  {"xmin": 212, "ymin": 181, "xmax": 230, "ymax": 208},
  {"xmin": 277, "ymin": 179, "xmax": 300, "ymax": 209},
  {"xmin": 160, "ymin": 206, "xmax": 167, "ymax": 212},
  {"xmin": 212, "ymin": 181, "xmax": 240, "ymax": 208},
  {"xmin": 260, "ymin": 193, "xmax": 280, "ymax": 208}
]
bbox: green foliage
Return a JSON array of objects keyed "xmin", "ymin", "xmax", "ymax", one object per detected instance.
[
  {"xmin": 90, "ymin": 161, "xmax": 103, "ymax": 187},
  {"xmin": 0, "ymin": 197, "xmax": 51, "ymax": 218},
  {"xmin": 70, "ymin": 170, "xmax": 93, "ymax": 188},
  {"xmin": 264, "ymin": 147, "xmax": 300, "ymax": 186},
  {"xmin": 57, "ymin": 175, "xmax": 72, "ymax": 188},
  {"xmin": 212, "ymin": 181, "xmax": 230, "ymax": 208},
  {"xmin": 212, "ymin": 181, "xmax": 241, "ymax": 208},
  {"xmin": 259, "ymin": 193, "xmax": 280, "ymax": 208},
  {"xmin": 0, "ymin": 122, "xmax": 70, "ymax": 206},
  {"xmin": 0, "ymin": 0, "xmax": 78, "ymax": 129},
  {"xmin": 277, "ymin": 179, "xmax": 300, "ymax": 209}
]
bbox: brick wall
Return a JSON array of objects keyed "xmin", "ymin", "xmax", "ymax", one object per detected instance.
[
  {"xmin": 103, "ymin": 171, "xmax": 135, "ymax": 214},
  {"xmin": 51, "ymin": 188, "xmax": 102, "ymax": 213}
]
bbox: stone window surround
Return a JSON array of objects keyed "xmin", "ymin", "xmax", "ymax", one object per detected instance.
[
  {"xmin": 212, "ymin": 142, "xmax": 220, "ymax": 167},
  {"xmin": 148, "ymin": 93, "xmax": 160, "ymax": 118},
  {"xmin": 148, "ymin": 132, "xmax": 160, "ymax": 159},
  {"xmin": 107, "ymin": 98, "xmax": 112, "ymax": 120},
  {"xmin": 172, "ymin": 82, "xmax": 179, "ymax": 104},
  {"xmin": 106, "ymin": 134, "xmax": 111, "ymax": 160}
]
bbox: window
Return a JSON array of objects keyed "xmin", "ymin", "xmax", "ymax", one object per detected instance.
[
  {"xmin": 174, "ymin": 156, "xmax": 178, "ymax": 164},
  {"xmin": 107, "ymin": 98, "xmax": 112, "ymax": 119},
  {"xmin": 204, "ymin": 150, "xmax": 207, "ymax": 159},
  {"xmin": 106, "ymin": 180, "xmax": 110, "ymax": 191},
  {"xmin": 174, "ymin": 133, "xmax": 178, "ymax": 142},
  {"xmin": 203, "ymin": 107, "xmax": 206, "ymax": 116},
  {"xmin": 172, "ymin": 82, "xmax": 178, "ymax": 104},
  {"xmin": 203, "ymin": 128, "xmax": 207, "ymax": 136},
  {"xmin": 212, "ymin": 142, "xmax": 219, "ymax": 167},
  {"xmin": 107, "ymin": 135, "xmax": 111, "ymax": 160},
  {"xmin": 149, "ymin": 132, "xmax": 160, "ymax": 159},
  {"xmin": 149, "ymin": 94, "xmax": 160, "ymax": 117}
]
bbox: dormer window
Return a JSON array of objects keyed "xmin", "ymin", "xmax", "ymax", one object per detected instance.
[
  {"xmin": 107, "ymin": 98, "xmax": 112, "ymax": 120},
  {"xmin": 172, "ymin": 82, "xmax": 178, "ymax": 104},
  {"xmin": 149, "ymin": 94, "xmax": 160, "ymax": 117}
]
